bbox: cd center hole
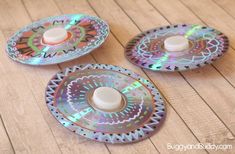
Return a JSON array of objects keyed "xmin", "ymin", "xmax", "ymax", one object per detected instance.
[
  {"xmin": 42, "ymin": 27, "xmax": 71, "ymax": 45},
  {"xmin": 87, "ymin": 87, "xmax": 127, "ymax": 112},
  {"xmin": 164, "ymin": 35, "xmax": 189, "ymax": 52}
]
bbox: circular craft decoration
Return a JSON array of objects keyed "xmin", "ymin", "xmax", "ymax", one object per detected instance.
[
  {"xmin": 125, "ymin": 24, "xmax": 229, "ymax": 71},
  {"xmin": 6, "ymin": 14, "xmax": 109, "ymax": 65},
  {"xmin": 45, "ymin": 64, "xmax": 165, "ymax": 144}
]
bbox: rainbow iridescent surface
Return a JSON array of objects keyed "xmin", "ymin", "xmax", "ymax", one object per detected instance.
[
  {"xmin": 125, "ymin": 24, "xmax": 229, "ymax": 71},
  {"xmin": 6, "ymin": 14, "xmax": 109, "ymax": 65},
  {"xmin": 46, "ymin": 64, "xmax": 165, "ymax": 144}
]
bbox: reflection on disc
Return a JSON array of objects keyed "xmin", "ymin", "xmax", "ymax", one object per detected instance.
[
  {"xmin": 45, "ymin": 64, "xmax": 166, "ymax": 144},
  {"xmin": 6, "ymin": 14, "xmax": 109, "ymax": 65},
  {"xmin": 125, "ymin": 24, "xmax": 229, "ymax": 71}
]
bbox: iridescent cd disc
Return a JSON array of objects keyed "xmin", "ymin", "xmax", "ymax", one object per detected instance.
[
  {"xmin": 125, "ymin": 24, "xmax": 229, "ymax": 71},
  {"xmin": 46, "ymin": 64, "xmax": 165, "ymax": 144},
  {"xmin": 6, "ymin": 14, "xmax": 109, "ymax": 65}
]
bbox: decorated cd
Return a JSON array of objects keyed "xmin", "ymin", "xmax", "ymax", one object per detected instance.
[
  {"xmin": 45, "ymin": 64, "xmax": 165, "ymax": 144},
  {"xmin": 6, "ymin": 14, "xmax": 109, "ymax": 65},
  {"xmin": 125, "ymin": 24, "xmax": 229, "ymax": 71}
]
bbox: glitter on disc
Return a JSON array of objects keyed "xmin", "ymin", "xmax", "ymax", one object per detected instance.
[
  {"xmin": 45, "ymin": 64, "xmax": 166, "ymax": 144},
  {"xmin": 125, "ymin": 24, "xmax": 229, "ymax": 71},
  {"xmin": 6, "ymin": 14, "xmax": 109, "ymax": 65}
]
